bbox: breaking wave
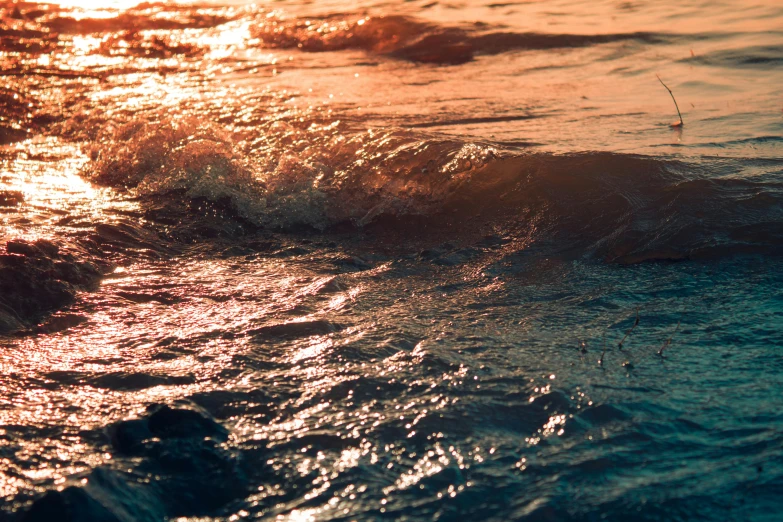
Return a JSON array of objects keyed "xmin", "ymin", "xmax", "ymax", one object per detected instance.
[{"xmin": 86, "ymin": 116, "xmax": 783, "ymax": 262}]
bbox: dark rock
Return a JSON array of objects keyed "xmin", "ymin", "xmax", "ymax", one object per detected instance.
[
  {"xmin": 102, "ymin": 404, "xmax": 244, "ymax": 516},
  {"xmin": 108, "ymin": 403, "xmax": 228, "ymax": 455},
  {"xmin": 28, "ymin": 404, "xmax": 249, "ymax": 521},
  {"xmin": 6, "ymin": 240, "xmax": 42, "ymax": 256},
  {"xmin": 22, "ymin": 491, "xmax": 73, "ymax": 522},
  {"xmin": 0, "ymin": 252, "xmax": 75, "ymax": 318},
  {"xmin": 107, "ymin": 418, "xmax": 154, "ymax": 454},
  {"xmin": 55, "ymin": 260, "xmax": 103, "ymax": 287},
  {"xmin": 147, "ymin": 404, "xmax": 229, "ymax": 441},
  {"xmin": 23, "ymin": 467, "xmax": 164, "ymax": 522},
  {"xmin": 33, "ymin": 239, "xmax": 60, "ymax": 257},
  {"xmin": 143, "ymin": 438, "xmax": 245, "ymax": 514}
]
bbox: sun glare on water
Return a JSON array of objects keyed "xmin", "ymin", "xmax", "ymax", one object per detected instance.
[
  {"xmin": 49, "ymin": 0, "xmax": 207, "ymax": 13},
  {"xmin": 51, "ymin": 0, "xmax": 145, "ymax": 10}
]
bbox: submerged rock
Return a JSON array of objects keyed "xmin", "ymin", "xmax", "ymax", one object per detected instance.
[
  {"xmin": 107, "ymin": 402, "xmax": 229, "ymax": 454},
  {"xmin": 0, "ymin": 239, "xmax": 112, "ymax": 334},
  {"xmin": 25, "ymin": 403, "xmax": 245, "ymax": 521},
  {"xmin": 146, "ymin": 403, "xmax": 230, "ymax": 441},
  {"xmin": 22, "ymin": 468, "xmax": 164, "ymax": 522}
]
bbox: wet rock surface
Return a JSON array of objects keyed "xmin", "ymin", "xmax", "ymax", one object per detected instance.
[
  {"xmin": 0, "ymin": 239, "xmax": 112, "ymax": 334},
  {"xmin": 23, "ymin": 403, "xmax": 247, "ymax": 522},
  {"xmin": 108, "ymin": 403, "xmax": 229, "ymax": 453}
]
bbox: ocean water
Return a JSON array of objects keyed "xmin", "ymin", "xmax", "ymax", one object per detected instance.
[{"xmin": 1, "ymin": 0, "xmax": 782, "ymax": 520}]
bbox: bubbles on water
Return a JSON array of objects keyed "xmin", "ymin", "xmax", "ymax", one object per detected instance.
[
  {"xmin": 443, "ymin": 143, "xmax": 500, "ymax": 176},
  {"xmin": 85, "ymin": 114, "xmax": 515, "ymax": 230}
]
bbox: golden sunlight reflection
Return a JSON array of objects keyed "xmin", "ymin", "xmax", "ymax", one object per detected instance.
[
  {"xmin": 291, "ymin": 338, "xmax": 333, "ymax": 363},
  {"xmin": 51, "ymin": 0, "xmax": 154, "ymax": 11},
  {"xmin": 1, "ymin": 139, "xmax": 133, "ymax": 241},
  {"xmin": 71, "ymin": 35, "xmax": 103, "ymax": 55},
  {"xmin": 197, "ymin": 21, "xmax": 254, "ymax": 59}
]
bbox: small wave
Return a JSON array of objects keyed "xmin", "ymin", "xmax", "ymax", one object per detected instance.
[
  {"xmin": 687, "ymin": 44, "xmax": 783, "ymax": 68},
  {"xmin": 253, "ymin": 14, "xmax": 664, "ymax": 64},
  {"xmin": 3, "ymin": 5, "xmax": 664, "ymax": 65}
]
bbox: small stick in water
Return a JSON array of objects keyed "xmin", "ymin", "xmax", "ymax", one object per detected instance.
[
  {"xmin": 656, "ymin": 74, "xmax": 684, "ymax": 128},
  {"xmin": 618, "ymin": 307, "xmax": 640, "ymax": 349},
  {"xmin": 657, "ymin": 320, "xmax": 681, "ymax": 357},
  {"xmin": 599, "ymin": 332, "xmax": 607, "ymax": 366}
]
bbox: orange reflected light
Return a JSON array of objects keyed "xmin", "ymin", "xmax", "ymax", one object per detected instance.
[{"xmin": 50, "ymin": 0, "xmax": 147, "ymax": 10}]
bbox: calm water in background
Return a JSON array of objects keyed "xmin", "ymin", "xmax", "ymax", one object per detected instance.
[{"xmin": 1, "ymin": 0, "xmax": 783, "ymax": 520}]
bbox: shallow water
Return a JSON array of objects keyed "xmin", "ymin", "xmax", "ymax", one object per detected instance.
[{"xmin": 1, "ymin": 0, "xmax": 782, "ymax": 520}]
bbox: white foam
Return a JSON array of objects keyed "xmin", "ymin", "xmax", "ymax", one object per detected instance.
[{"xmin": 87, "ymin": 115, "xmax": 501, "ymax": 229}]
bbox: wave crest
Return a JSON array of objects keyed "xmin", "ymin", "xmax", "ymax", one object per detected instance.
[
  {"xmin": 86, "ymin": 116, "xmax": 493, "ymax": 229},
  {"xmin": 86, "ymin": 116, "xmax": 783, "ymax": 262}
]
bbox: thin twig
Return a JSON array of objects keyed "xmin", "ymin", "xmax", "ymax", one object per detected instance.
[
  {"xmin": 657, "ymin": 320, "xmax": 681, "ymax": 356},
  {"xmin": 656, "ymin": 74, "xmax": 684, "ymax": 127},
  {"xmin": 599, "ymin": 331, "xmax": 607, "ymax": 366},
  {"xmin": 618, "ymin": 307, "xmax": 640, "ymax": 349}
]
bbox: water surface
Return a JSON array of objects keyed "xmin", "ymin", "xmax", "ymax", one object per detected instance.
[{"xmin": 1, "ymin": 0, "xmax": 782, "ymax": 520}]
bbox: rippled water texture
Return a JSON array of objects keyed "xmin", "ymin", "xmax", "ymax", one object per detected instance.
[{"xmin": 1, "ymin": 0, "xmax": 782, "ymax": 521}]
